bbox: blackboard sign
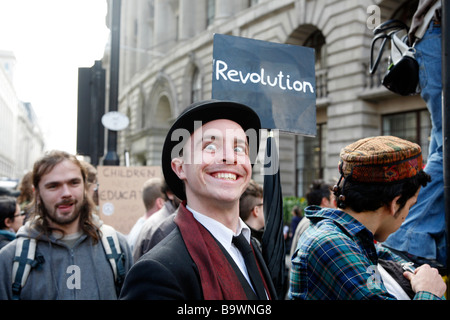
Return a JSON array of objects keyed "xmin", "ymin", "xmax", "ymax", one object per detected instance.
[{"xmin": 212, "ymin": 34, "xmax": 316, "ymax": 136}]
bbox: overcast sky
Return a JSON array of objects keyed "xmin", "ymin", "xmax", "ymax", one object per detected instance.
[{"xmin": 0, "ymin": 0, "xmax": 109, "ymax": 154}]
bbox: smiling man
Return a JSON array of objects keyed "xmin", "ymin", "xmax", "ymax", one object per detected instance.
[
  {"xmin": 120, "ymin": 99, "xmax": 276, "ymax": 300},
  {"xmin": 0, "ymin": 151, "xmax": 132, "ymax": 300}
]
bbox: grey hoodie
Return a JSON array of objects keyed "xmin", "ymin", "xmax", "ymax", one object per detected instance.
[{"xmin": 0, "ymin": 218, "xmax": 132, "ymax": 300}]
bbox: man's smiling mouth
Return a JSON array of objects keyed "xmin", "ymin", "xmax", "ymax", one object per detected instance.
[{"xmin": 212, "ymin": 172, "xmax": 237, "ymax": 180}]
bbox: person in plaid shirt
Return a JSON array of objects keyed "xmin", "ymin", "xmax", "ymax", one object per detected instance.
[{"xmin": 289, "ymin": 136, "xmax": 446, "ymax": 300}]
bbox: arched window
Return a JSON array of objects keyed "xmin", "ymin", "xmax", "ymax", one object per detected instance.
[
  {"xmin": 286, "ymin": 27, "xmax": 327, "ymax": 98},
  {"xmin": 286, "ymin": 26, "xmax": 328, "ymax": 197},
  {"xmin": 155, "ymin": 95, "xmax": 171, "ymax": 123},
  {"xmin": 303, "ymin": 29, "xmax": 326, "ymax": 70}
]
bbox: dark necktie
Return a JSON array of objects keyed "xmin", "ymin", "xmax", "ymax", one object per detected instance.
[{"xmin": 232, "ymin": 233, "xmax": 267, "ymax": 300}]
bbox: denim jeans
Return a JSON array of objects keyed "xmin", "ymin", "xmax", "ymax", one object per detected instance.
[{"xmin": 383, "ymin": 21, "xmax": 446, "ymax": 267}]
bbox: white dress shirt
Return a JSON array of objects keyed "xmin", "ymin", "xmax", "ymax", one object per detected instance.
[{"xmin": 187, "ymin": 205, "xmax": 254, "ymax": 290}]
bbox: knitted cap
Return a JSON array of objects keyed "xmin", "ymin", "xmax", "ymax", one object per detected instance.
[{"xmin": 338, "ymin": 136, "xmax": 423, "ymax": 183}]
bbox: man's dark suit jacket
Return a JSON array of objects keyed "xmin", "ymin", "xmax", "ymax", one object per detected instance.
[{"xmin": 119, "ymin": 225, "xmax": 277, "ymax": 300}]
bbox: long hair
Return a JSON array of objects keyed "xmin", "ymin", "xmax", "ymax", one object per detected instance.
[
  {"xmin": 29, "ymin": 150, "xmax": 101, "ymax": 243},
  {"xmin": 17, "ymin": 171, "xmax": 33, "ymax": 206}
]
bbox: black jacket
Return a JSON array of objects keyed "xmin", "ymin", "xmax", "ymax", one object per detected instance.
[{"xmin": 119, "ymin": 226, "xmax": 277, "ymax": 300}]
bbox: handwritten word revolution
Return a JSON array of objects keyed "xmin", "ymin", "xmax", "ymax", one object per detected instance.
[{"xmin": 215, "ymin": 59, "xmax": 314, "ymax": 94}]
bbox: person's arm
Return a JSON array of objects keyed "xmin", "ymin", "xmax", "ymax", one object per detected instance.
[{"xmin": 0, "ymin": 241, "xmax": 16, "ymax": 299}]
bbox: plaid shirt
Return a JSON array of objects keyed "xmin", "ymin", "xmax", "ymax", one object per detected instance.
[{"xmin": 289, "ymin": 206, "xmax": 442, "ymax": 300}]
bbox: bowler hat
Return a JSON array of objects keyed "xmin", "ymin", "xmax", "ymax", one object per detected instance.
[
  {"xmin": 161, "ymin": 99, "xmax": 261, "ymax": 200},
  {"xmin": 338, "ymin": 135, "xmax": 423, "ymax": 183}
]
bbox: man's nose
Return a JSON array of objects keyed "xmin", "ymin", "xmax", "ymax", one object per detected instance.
[
  {"xmin": 61, "ymin": 184, "xmax": 72, "ymax": 197},
  {"xmin": 222, "ymin": 145, "xmax": 237, "ymax": 164}
]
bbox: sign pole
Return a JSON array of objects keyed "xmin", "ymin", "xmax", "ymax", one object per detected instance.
[
  {"xmin": 103, "ymin": 0, "xmax": 121, "ymax": 165},
  {"xmin": 441, "ymin": 0, "xmax": 450, "ymax": 296}
]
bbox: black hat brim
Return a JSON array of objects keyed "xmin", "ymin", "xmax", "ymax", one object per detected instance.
[{"xmin": 161, "ymin": 99, "xmax": 261, "ymax": 200}]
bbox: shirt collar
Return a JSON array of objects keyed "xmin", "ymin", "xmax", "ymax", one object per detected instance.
[
  {"xmin": 186, "ymin": 205, "xmax": 251, "ymax": 249},
  {"xmin": 304, "ymin": 205, "xmax": 369, "ymax": 238}
]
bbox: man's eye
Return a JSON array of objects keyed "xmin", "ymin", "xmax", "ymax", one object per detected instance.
[
  {"xmin": 235, "ymin": 145, "xmax": 247, "ymax": 154},
  {"xmin": 234, "ymin": 146, "xmax": 244, "ymax": 153},
  {"xmin": 204, "ymin": 144, "xmax": 217, "ymax": 152}
]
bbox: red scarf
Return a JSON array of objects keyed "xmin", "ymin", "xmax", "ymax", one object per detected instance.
[{"xmin": 174, "ymin": 203, "xmax": 269, "ymax": 300}]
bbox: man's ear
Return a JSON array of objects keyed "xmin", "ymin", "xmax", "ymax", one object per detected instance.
[
  {"xmin": 156, "ymin": 197, "xmax": 165, "ymax": 210},
  {"xmin": 4, "ymin": 217, "xmax": 13, "ymax": 229},
  {"xmin": 388, "ymin": 195, "xmax": 402, "ymax": 217},
  {"xmin": 251, "ymin": 206, "xmax": 259, "ymax": 218},
  {"xmin": 320, "ymin": 197, "xmax": 330, "ymax": 208},
  {"xmin": 171, "ymin": 158, "xmax": 186, "ymax": 180}
]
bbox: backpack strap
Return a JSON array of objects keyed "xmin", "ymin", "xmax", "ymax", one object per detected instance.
[
  {"xmin": 11, "ymin": 237, "xmax": 40, "ymax": 300},
  {"xmin": 100, "ymin": 225, "xmax": 126, "ymax": 295},
  {"xmin": 370, "ymin": 20, "xmax": 408, "ymax": 75},
  {"xmin": 11, "ymin": 228, "xmax": 126, "ymax": 298}
]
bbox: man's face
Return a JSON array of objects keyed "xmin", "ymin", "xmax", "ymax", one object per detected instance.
[
  {"xmin": 172, "ymin": 119, "xmax": 252, "ymax": 208},
  {"xmin": 37, "ymin": 159, "xmax": 85, "ymax": 228},
  {"xmin": 392, "ymin": 188, "xmax": 420, "ymax": 230},
  {"xmin": 377, "ymin": 188, "xmax": 420, "ymax": 242},
  {"xmin": 10, "ymin": 203, "xmax": 25, "ymax": 232},
  {"xmin": 254, "ymin": 196, "xmax": 265, "ymax": 229}
]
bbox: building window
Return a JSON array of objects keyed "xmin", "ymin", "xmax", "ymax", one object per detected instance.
[
  {"xmin": 287, "ymin": 27, "xmax": 327, "ymax": 99},
  {"xmin": 207, "ymin": 0, "xmax": 215, "ymax": 26},
  {"xmin": 296, "ymin": 123, "xmax": 327, "ymax": 197},
  {"xmin": 303, "ymin": 29, "xmax": 327, "ymax": 99},
  {"xmin": 303, "ymin": 29, "xmax": 326, "ymax": 70},
  {"xmin": 155, "ymin": 95, "xmax": 171, "ymax": 123},
  {"xmin": 382, "ymin": 109, "xmax": 431, "ymax": 163}
]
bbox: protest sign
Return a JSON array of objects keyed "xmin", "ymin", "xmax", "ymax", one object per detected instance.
[
  {"xmin": 97, "ymin": 166, "xmax": 162, "ymax": 234},
  {"xmin": 212, "ymin": 33, "xmax": 316, "ymax": 136}
]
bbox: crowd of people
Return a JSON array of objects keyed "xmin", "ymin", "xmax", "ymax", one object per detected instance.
[
  {"xmin": 0, "ymin": 96, "xmax": 446, "ymax": 301},
  {"xmin": 0, "ymin": 0, "xmax": 447, "ymax": 301}
]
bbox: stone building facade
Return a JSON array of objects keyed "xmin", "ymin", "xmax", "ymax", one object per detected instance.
[
  {"xmin": 104, "ymin": 0, "xmax": 429, "ymax": 197},
  {"xmin": 0, "ymin": 50, "xmax": 45, "ymax": 182}
]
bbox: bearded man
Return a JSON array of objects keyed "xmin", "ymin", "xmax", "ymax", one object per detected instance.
[{"xmin": 0, "ymin": 150, "xmax": 132, "ymax": 300}]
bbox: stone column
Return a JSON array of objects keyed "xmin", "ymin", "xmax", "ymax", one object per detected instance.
[
  {"xmin": 121, "ymin": 1, "xmax": 137, "ymax": 83},
  {"xmin": 136, "ymin": 0, "xmax": 154, "ymax": 70},
  {"xmin": 179, "ymin": 0, "xmax": 207, "ymax": 40},
  {"xmin": 215, "ymin": 0, "xmax": 247, "ymax": 23},
  {"xmin": 154, "ymin": 0, "xmax": 177, "ymax": 52}
]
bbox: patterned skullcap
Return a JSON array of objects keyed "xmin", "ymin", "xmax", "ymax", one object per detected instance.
[{"xmin": 338, "ymin": 136, "xmax": 423, "ymax": 183}]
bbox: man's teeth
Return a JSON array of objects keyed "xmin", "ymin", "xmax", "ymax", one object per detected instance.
[{"xmin": 215, "ymin": 173, "xmax": 237, "ymax": 180}]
